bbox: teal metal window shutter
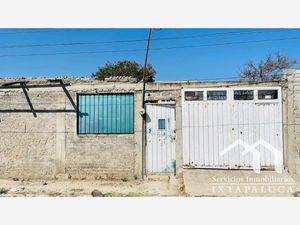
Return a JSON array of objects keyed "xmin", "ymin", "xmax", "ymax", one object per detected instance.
[{"xmin": 78, "ymin": 93, "xmax": 134, "ymax": 134}]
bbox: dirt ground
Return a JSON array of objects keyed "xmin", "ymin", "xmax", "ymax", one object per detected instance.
[
  {"xmin": 0, "ymin": 177, "xmax": 183, "ymax": 197},
  {"xmin": 1, "ymin": 175, "xmax": 299, "ymax": 197}
]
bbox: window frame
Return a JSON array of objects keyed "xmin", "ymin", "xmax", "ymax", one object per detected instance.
[
  {"xmin": 182, "ymin": 87, "xmax": 281, "ymax": 103},
  {"xmin": 158, "ymin": 119, "xmax": 166, "ymax": 130},
  {"xmin": 257, "ymin": 89, "xmax": 278, "ymax": 100},
  {"xmin": 76, "ymin": 92, "xmax": 135, "ymax": 135},
  {"xmin": 207, "ymin": 90, "xmax": 227, "ymax": 101},
  {"xmin": 234, "ymin": 90, "xmax": 254, "ymax": 101},
  {"xmin": 184, "ymin": 91, "xmax": 204, "ymax": 101}
]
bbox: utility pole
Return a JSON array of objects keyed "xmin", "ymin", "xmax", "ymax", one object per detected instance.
[
  {"xmin": 142, "ymin": 28, "xmax": 152, "ymax": 108},
  {"xmin": 141, "ymin": 28, "xmax": 152, "ymax": 179}
]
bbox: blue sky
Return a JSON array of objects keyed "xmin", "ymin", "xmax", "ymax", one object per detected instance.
[{"xmin": 0, "ymin": 28, "xmax": 299, "ymax": 81}]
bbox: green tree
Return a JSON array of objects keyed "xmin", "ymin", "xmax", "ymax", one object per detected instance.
[
  {"xmin": 92, "ymin": 60, "xmax": 156, "ymax": 82},
  {"xmin": 240, "ymin": 53, "xmax": 297, "ymax": 81}
]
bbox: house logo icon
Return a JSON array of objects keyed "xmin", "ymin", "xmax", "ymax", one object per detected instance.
[{"xmin": 220, "ymin": 139, "xmax": 283, "ymax": 174}]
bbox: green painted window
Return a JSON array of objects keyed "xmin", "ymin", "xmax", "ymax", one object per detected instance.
[
  {"xmin": 158, "ymin": 119, "xmax": 166, "ymax": 130},
  {"xmin": 77, "ymin": 93, "xmax": 134, "ymax": 134}
]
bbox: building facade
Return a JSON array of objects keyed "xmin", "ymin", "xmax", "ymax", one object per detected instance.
[{"xmin": 0, "ymin": 70, "xmax": 299, "ymax": 187}]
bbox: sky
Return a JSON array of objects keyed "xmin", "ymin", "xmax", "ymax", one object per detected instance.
[{"xmin": 0, "ymin": 28, "xmax": 299, "ymax": 81}]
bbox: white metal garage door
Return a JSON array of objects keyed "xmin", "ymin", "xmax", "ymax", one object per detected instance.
[
  {"xmin": 182, "ymin": 87, "xmax": 283, "ymax": 170},
  {"xmin": 146, "ymin": 104, "xmax": 176, "ymax": 173}
]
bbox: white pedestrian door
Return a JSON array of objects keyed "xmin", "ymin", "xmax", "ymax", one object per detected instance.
[{"xmin": 146, "ymin": 104, "xmax": 176, "ymax": 173}]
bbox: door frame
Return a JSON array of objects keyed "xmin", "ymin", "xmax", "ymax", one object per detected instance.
[{"xmin": 145, "ymin": 103, "xmax": 176, "ymax": 174}]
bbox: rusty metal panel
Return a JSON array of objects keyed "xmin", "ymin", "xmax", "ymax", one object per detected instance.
[
  {"xmin": 182, "ymin": 87, "xmax": 283, "ymax": 169},
  {"xmin": 146, "ymin": 104, "xmax": 176, "ymax": 173}
]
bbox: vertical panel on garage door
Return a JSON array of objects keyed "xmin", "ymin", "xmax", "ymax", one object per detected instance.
[
  {"xmin": 182, "ymin": 87, "xmax": 283, "ymax": 169},
  {"xmin": 146, "ymin": 104, "xmax": 176, "ymax": 173}
]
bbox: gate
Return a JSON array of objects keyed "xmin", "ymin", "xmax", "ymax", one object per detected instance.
[
  {"xmin": 182, "ymin": 87, "xmax": 283, "ymax": 169},
  {"xmin": 146, "ymin": 104, "xmax": 176, "ymax": 173}
]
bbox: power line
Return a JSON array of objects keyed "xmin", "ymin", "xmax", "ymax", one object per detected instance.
[
  {"xmin": 0, "ymin": 29, "xmax": 37, "ymax": 33},
  {"xmin": 0, "ymin": 28, "xmax": 101, "ymax": 35},
  {"xmin": 151, "ymin": 36, "xmax": 300, "ymax": 51},
  {"xmin": 0, "ymin": 29, "xmax": 297, "ymax": 49},
  {"xmin": 0, "ymin": 36, "xmax": 300, "ymax": 58}
]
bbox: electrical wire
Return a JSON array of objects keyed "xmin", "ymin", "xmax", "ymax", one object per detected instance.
[
  {"xmin": 0, "ymin": 29, "xmax": 297, "ymax": 49},
  {"xmin": 0, "ymin": 36, "xmax": 300, "ymax": 58},
  {"xmin": 0, "ymin": 28, "xmax": 101, "ymax": 35}
]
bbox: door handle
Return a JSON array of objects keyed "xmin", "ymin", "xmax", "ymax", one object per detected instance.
[{"xmin": 170, "ymin": 130, "xmax": 176, "ymax": 140}]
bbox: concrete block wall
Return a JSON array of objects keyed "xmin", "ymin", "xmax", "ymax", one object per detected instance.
[
  {"xmin": 285, "ymin": 70, "xmax": 300, "ymax": 176},
  {"xmin": 62, "ymin": 84, "xmax": 143, "ymax": 179},
  {"xmin": 0, "ymin": 78, "xmax": 299, "ymax": 181},
  {"xmin": 0, "ymin": 81, "xmax": 143, "ymax": 180},
  {"xmin": 0, "ymin": 89, "xmax": 62, "ymax": 178},
  {"xmin": 64, "ymin": 110, "xmax": 136, "ymax": 179}
]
